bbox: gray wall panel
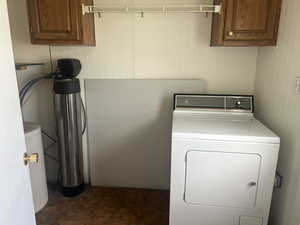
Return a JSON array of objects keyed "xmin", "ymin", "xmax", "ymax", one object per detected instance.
[{"xmin": 85, "ymin": 79, "xmax": 205, "ymax": 189}]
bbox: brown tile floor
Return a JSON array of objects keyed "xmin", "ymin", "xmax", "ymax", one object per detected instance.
[{"xmin": 36, "ymin": 186, "xmax": 170, "ymax": 225}]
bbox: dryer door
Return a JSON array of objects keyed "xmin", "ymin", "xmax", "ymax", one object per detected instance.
[{"xmin": 184, "ymin": 150, "xmax": 261, "ymax": 208}]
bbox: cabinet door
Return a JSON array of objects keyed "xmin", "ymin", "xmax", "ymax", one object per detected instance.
[
  {"xmin": 27, "ymin": 0, "xmax": 82, "ymax": 44},
  {"xmin": 211, "ymin": 0, "xmax": 282, "ymax": 46},
  {"xmin": 224, "ymin": 0, "xmax": 281, "ymax": 43},
  {"xmin": 184, "ymin": 151, "xmax": 261, "ymax": 208}
]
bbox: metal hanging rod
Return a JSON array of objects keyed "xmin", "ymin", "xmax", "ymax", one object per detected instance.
[{"xmin": 82, "ymin": 3, "xmax": 222, "ymax": 15}]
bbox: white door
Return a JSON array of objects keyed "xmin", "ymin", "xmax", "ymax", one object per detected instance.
[
  {"xmin": 0, "ymin": 1, "xmax": 36, "ymax": 225},
  {"xmin": 185, "ymin": 150, "xmax": 261, "ymax": 208}
]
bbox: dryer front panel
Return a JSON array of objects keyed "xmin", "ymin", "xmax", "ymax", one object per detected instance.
[
  {"xmin": 169, "ymin": 139, "xmax": 279, "ymax": 225},
  {"xmin": 184, "ymin": 150, "xmax": 261, "ymax": 208}
]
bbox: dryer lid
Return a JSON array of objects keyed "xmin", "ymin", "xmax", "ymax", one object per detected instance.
[
  {"xmin": 172, "ymin": 111, "xmax": 280, "ymax": 144},
  {"xmin": 172, "ymin": 94, "xmax": 279, "ymax": 144}
]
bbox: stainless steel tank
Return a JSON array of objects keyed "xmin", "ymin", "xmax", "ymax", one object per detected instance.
[{"xmin": 54, "ymin": 78, "xmax": 84, "ymax": 197}]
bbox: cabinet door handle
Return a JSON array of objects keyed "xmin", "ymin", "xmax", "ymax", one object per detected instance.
[{"xmin": 228, "ymin": 31, "xmax": 234, "ymax": 36}]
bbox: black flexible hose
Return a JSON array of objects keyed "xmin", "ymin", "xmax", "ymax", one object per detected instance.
[
  {"xmin": 19, "ymin": 74, "xmax": 87, "ymax": 136},
  {"xmin": 20, "ymin": 77, "xmax": 45, "ymax": 103},
  {"xmin": 80, "ymin": 96, "xmax": 87, "ymax": 135},
  {"xmin": 19, "ymin": 74, "xmax": 50, "ymax": 97},
  {"xmin": 19, "ymin": 74, "xmax": 53, "ymax": 105}
]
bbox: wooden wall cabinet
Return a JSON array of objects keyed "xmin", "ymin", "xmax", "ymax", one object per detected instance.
[
  {"xmin": 26, "ymin": 0, "xmax": 95, "ymax": 46},
  {"xmin": 211, "ymin": 0, "xmax": 282, "ymax": 46}
]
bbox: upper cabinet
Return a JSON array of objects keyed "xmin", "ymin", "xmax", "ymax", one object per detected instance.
[
  {"xmin": 211, "ymin": 0, "xmax": 282, "ymax": 46},
  {"xmin": 26, "ymin": 0, "xmax": 95, "ymax": 46}
]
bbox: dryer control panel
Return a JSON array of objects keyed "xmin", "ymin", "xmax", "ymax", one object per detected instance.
[{"xmin": 174, "ymin": 94, "xmax": 253, "ymax": 113}]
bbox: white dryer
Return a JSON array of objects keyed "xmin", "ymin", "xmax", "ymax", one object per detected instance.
[{"xmin": 170, "ymin": 94, "xmax": 280, "ymax": 225}]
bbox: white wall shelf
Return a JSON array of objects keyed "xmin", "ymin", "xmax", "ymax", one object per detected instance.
[
  {"xmin": 15, "ymin": 63, "xmax": 45, "ymax": 71},
  {"xmin": 82, "ymin": 3, "xmax": 222, "ymax": 16}
]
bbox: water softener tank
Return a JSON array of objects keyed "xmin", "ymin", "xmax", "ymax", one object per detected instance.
[{"xmin": 53, "ymin": 59, "xmax": 84, "ymax": 197}]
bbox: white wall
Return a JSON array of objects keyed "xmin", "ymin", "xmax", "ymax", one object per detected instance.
[
  {"xmin": 7, "ymin": 0, "xmax": 258, "ymax": 184},
  {"xmin": 51, "ymin": 0, "xmax": 257, "ymax": 93},
  {"xmin": 255, "ymin": 0, "xmax": 300, "ymax": 224}
]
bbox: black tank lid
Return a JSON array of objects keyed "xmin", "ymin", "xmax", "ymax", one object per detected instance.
[
  {"xmin": 56, "ymin": 58, "xmax": 81, "ymax": 79},
  {"xmin": 53, "ymin": 78, "xmax": 81, "ymax": 94}
]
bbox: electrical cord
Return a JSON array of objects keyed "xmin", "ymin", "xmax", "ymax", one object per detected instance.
[
  {"xmin": 45, "ymin": 152, "xmax": 59, "ymax": 162},
  {"xmin": 42, "ymin": 130, "xmax": 57, "ymax": 143},
  {"xmin": 44, "ymin": 140, "xmax": 57, "ymax": 152},
  {"xmin": 42, "ymin": 130, "xmax": 59, "ymax": 162},
  {"xmin": 81, "ymin": 96, "xmax": 87, "ymax": 135}
]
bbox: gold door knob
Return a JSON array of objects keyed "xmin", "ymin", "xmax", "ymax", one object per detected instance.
[
  {"xmin": 228, "ymin": 31, "xmax": 234, "ymax": 36},
  {"xmin": 24, "ymin": 153, "xmax": 39, "ymax": 165}
]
